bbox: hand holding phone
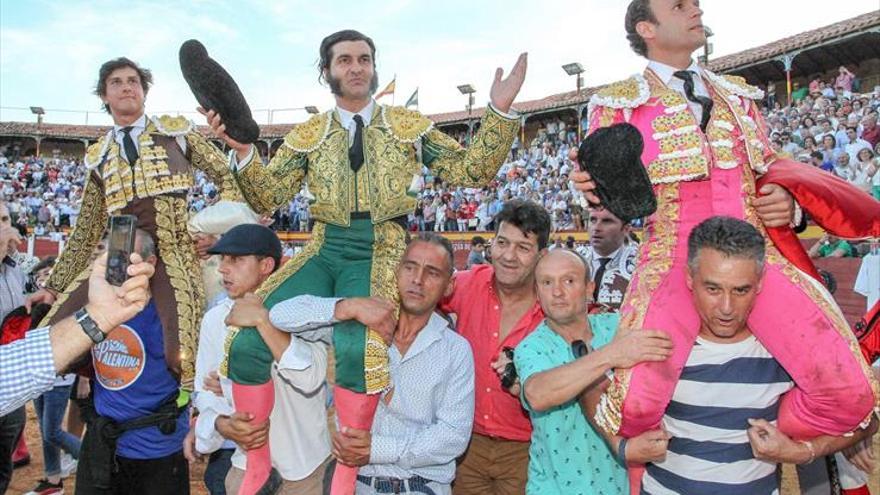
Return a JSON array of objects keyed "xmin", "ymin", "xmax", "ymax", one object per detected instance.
[{"xmin": 106, "ymin": 215, "xmax": 137, "ymax": 286}]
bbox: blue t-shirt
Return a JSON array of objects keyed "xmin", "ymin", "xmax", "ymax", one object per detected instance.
[
  {"xmin": 92, "ymin": 300, "xmax": 188, "ymax": 459},
  {"xmin": 514, "ymin": 313, "xmax": 628, "ymax": 495}
]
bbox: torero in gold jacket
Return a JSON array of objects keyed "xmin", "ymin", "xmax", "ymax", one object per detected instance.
[
  {"xmin": 225, "ymin": 103, "xmax": 519, "ymax": 393},
  {"xmin": 42, "ymin": 114, "xmax": 244, "ymax": 388}
]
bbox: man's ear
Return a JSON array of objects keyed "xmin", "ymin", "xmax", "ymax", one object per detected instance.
[
  {"xmin": 685, "ymin": 268, "xmax": 694, "ymax": 292},
  {"xmin": 636, "ymin": 20, "xmax": 656, "ymax": 43},
  {"xmin": 443, "ymin": 277, "xmax": 455, "ymax": 299},
  {"xmin": 260, "ymin": 257, "xmax": 276, "ymax": 276}
]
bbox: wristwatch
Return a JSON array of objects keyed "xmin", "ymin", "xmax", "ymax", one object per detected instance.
[{"xmin": 75, "ymin": 308, "xmax": 106, "ymax": 343}]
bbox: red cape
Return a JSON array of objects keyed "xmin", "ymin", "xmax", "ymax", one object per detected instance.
[{"xmin": 756, "ymin": 159, "xmax": 880, "ymax": 281}]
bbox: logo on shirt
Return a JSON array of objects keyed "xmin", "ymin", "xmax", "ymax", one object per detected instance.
[{"xmin": 92, "ymin": 325, "xmax": 145, "ymax": 391}]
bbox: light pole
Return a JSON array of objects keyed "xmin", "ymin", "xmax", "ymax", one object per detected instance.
[
  {"xmin": 562, "ymin": 63, "xmax": 585, "ymax": 142},
  {"xmin": 30, "ymin": 106, "xmax": 45, "ymax": 156},
  {"xmin": 457, "ymin": 84, "xmax": 476, "ymax": 145},
  {"xmin": 699, "ymin": 26, "xmax": 714, "ymax": 65}
]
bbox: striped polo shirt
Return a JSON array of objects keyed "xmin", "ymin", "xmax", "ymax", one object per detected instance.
[{"xmin": 641, "ymin": 335, "xmax": 794, "ymax": 495}]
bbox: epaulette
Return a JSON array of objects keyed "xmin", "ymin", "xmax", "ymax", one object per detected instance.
[
  {"xmin": 150, "ymin": 115, "xmax": 194, "ymax": 136},
  {"xmin": 282, "ymin": 111, "xmax": 332, "ymax": 153},
  {"xmin": 83, "ymin": 132, "xmax": 112, "ymax": 171},
  {"xmin": 588, "ymin": 74, "xmax": 650, "ymax": 111},
  {"xmin": 379, "ymin": 105, "xmax": 434, "ymax": 144},
  {"xmin": 704, "ymin": 70, "xmax": 764, "ymax": 100}
]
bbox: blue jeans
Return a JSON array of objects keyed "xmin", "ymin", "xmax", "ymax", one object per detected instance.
[
  {"xmin": 34, "ymin": 385, "xmax": 81, "ymax": 476},
  {"xmin": 204, "ymin": 448, "xmax": 234, "ymax": 495}
]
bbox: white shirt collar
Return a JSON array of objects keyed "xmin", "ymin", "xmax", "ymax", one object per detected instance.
[
  {"xmin": 337, "ymin": 100, "xmax": 375, "ymax": 130},
  {"xmin": 113, "ymin": 113, "xmax": 147, "ymax": 135},
  {"xmin": 647, "ymin": 59, "xmax": 703, "ymax": 86}
]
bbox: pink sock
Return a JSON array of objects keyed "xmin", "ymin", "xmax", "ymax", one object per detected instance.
[
  {"xmin": 330, "ymin": 386, "xmax": 380, "ymax": 495},
  {"xmin": 232, "ymin": 381, "xmax": 275, "ymax": 495}
]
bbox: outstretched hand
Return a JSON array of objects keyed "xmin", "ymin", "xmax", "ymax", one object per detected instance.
[
  {"xmin": 198, "ymin": 107, "xmax": 251, "ymax": 158},
  {"xmin": 490, "ymin": 53, "xmax": 528, "ymax": 114}
]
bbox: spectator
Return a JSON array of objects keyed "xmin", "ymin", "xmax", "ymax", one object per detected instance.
[
  {"xmin": 861, "ymin": 114, "xmax": 880, "ymax": 148},
  {"xmin": 808, "ymin": 234, "xmax": 855, "ymax": 258},
  {"xmin": 440, "ymin": 200, "xmax": 551, "ymax": 495},
  {"xmin": 515, "ymin": 249, "xmax": 671, "ymax": 494},
  {"xmin": 466, "ymin": 236, "xmax": 487, "ymax": 269},
  {"xmin": 833, "ymin": 151, "xmax": 856, "ymax": 181},
  {"xmin": 853, "ymin": 148, "xmax": 878, "ymax": 194},
  {"xmin": 74, "ymin": 230, "xmax": 192, "ymax": 494},
  {"xmin": 278, "ymin": 233, "xmax": 474, "ymax": 495},
  {"xmin": 190, "ymin": 224, "xmax": 331, "ymax": 495},
  {"xmin": 835, "ymin": 66, "xmax": 856, "ymax": 94},
  {"xmin": 845, "ymin": 126, "xmax": 872, "ymax": 163}
]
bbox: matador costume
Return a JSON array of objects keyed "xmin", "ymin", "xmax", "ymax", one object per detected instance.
[
  {"xmin": 43, "ymin": 114, "xmax": 244, "ymax": 389},
  {"xmin": 222, "ymin": 103, "xmax": 518, "ymax": 494},
  {"xmin": 586, "ymin": 68, "xmax": 879, "ymax": 452}
]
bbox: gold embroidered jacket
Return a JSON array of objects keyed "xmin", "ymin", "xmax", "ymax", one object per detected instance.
[
  {"xmin": 235, "ymin": 105, "xmax": 520, "ymax": 226},
  {"xmin": 46, "ymin": 115, "xmax": 244, "ymax": 294}
]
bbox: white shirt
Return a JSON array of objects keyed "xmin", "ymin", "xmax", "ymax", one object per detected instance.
[
  {"xmin": 855, "ymin": 252, "xmax": 880, "ymax": 312},
  {"xmin": 233, "ymin": 100, "xmax": 376, "ymax": 171},
  {"xmin": 112, "ymin": 114, "xmax": 147, "ymax": 162},
  {"xmin": 112, "ymin": 114, "xmax": 189, "ymax": 162},
  {"xmin": 271, "ymin": 297, "xmax": 475, "ymax": 484},
  {"xmin": 337, "ymin": 100, "xmax": 375, "ymax": 147},
  {"xmin": 648, "ymin": 59, "xmax": 710, "ymax": 125},
  {"xmin": 193, "ymin": 297, "xmax": 332, "ymax": 481}
]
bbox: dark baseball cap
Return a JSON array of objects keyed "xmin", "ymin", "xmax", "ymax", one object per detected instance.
[{"xmin": 207, "ymin": 224, "xmax": 282, "ymax": 265}]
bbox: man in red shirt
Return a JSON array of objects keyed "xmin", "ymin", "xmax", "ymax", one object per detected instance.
[
  {"xmin": 860, "ymin": 114, "xmax": 879, "ymax": 149},
  {"xmin": 440, "ymin": 199, "xmax": 551, "ymax": 495}
]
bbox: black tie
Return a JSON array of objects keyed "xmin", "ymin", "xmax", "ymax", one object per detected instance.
[
  {"xmin": 349, "ymin": 115, "xmax": 364, "ymax": 173},
  {"xmin": 673, "ymin": 70, "xmax": 714, "ymax": 133},
  {"xmin": 120, "ymin": 126, "xmax": 139, "ymax": 164},
  {"xmin": 592, "ymin": 257, "xmax": 611, "ymax": 301}
]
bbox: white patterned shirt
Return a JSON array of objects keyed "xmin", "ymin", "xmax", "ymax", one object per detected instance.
[
  {"xmin": 271, "ymin": 297, "xmax": 475, "ymax": 483},
  {"xmin": 0, "ymin": 327, "xmax": 56, "ymax": 416}
]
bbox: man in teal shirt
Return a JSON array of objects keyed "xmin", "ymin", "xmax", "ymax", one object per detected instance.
[{"xmin": 514, "ymin": 250, "xmax": 673, "ymax": 494}]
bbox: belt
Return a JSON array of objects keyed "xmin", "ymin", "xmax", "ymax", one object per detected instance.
[{"xmin": 356, "ymin": 474, "xmax": 437, "ymax": 495}]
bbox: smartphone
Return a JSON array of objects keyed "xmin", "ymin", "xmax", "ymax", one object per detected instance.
[{"xmin": 105, "ymin": 215, "xmax": 137, "ymax": 286}]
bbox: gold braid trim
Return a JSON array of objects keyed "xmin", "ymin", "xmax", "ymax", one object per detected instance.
[
  {"xmin": 184, "ymin": 132, "xmax": 245, "ymax": 203},
  {"xmin": 150, "ymin": 115, "xmax": 194, "ymax": 136},
  {"xmin": 423, "ymin": 105, "xmax": 519, "ymax": 188},
  {"xmin": 235, "ymin": 144, "xmax": 308, "ymax": 216},
  {"xmin": 39, "ymin": 261, "xmax": 92, "ymax": 327},
  {"xmin": 364, "ymin": 222, "xmax": 407, "ymax": 394},
  {"xmin": 282, "ymin": 112, "xmax": 332, "ymax": 153},
  {"xmin": 154, "ymin": 196, "xmax": 205, "ymax": 390},
  {"xmin": 219, "ymin": 222, "xmax": 327, "ymax": 377},
  {"xmin": 595, "ymin": 183, "xmax": 680, "ymax": 436},
  {"xmin": 46, "ymin": 173, "xmax": 108, "ymax": 294},
  {"xmin": 381, "ymin": 106, "xmax": 434, "ymax": 144}
]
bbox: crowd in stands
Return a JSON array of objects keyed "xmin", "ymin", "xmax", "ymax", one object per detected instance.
[{"xmin": 2, "ymin": 67, "xmax": 879, "ymax": 243}]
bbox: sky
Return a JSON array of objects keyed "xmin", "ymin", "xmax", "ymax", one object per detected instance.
[{"xmin": 1, "ymin": 0, "xmax": 877, "ymax": 126}]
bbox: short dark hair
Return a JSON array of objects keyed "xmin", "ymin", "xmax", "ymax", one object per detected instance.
[
  {"xmin": 318, "ymin": 29, "xmax": 376, "ymax": 85},
  {"xmin": 32, "ymin": 256, "xmax": 56, "ymax": 274},
  {"xmin": 494, "ymin": 199, "xmax": 552, "ymax": 250},
  {"xmin": 135, "ymin": 229, "xmax": 156, "ymax": 259},
  {"xmin": 406, "ymin": 233, "xmax": 455, "ymax": 274},
  {"xmin": 471, "ymin": 236, "xmax": 486, "ymax": 247},
  {"xmin": 687, "ymin": 217, "xmax": 765, "ymax": 272},
  {"xmin": 94, "ymin": 57, "xmax": 153, "ymax": 113},
  {"xmin": 625, "ymin": 0, "xmax": 657, "ymax": 58}
]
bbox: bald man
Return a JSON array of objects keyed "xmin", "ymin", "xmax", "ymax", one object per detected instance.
[{"xmin": 513, "ymin": 249, "xmax": 672, "ymax": 494}]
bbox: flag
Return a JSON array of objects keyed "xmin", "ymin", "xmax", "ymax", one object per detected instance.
[
  {"xmin": 405, "ymin": 88, "xmax": 419, "ymax": 109},
  {"xmin": 375, "ymin": 77, "xmax": 396, "ymax": 100}
]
